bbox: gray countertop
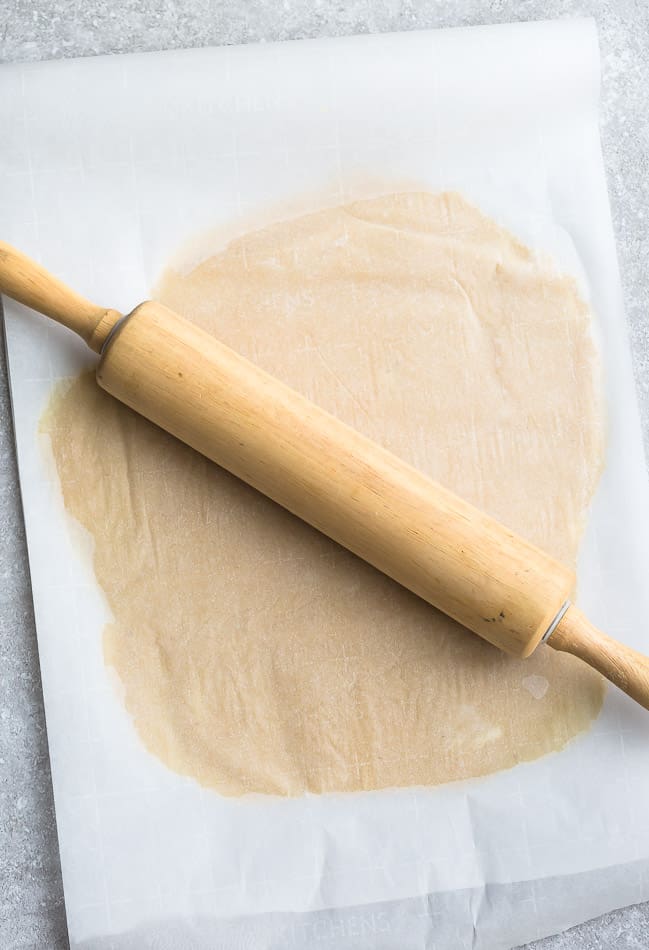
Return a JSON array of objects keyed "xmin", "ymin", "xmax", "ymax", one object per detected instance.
[{"xmin": 1, "ymin": 2, "xmax": 648, "ymax": 948}]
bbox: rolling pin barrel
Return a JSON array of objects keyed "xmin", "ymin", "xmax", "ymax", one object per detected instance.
[{"xmin": 97, "ymin": 300, "xmax": 575, "ymax": 658}]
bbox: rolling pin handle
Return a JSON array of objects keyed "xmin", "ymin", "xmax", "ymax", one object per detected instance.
[
  {"xmin": 0, "ymin": 241, "xmax": 122, "ymax": 353},
  {"xmin": 548, "ymin": 604, "xmax": 649, "ymax": 711}
]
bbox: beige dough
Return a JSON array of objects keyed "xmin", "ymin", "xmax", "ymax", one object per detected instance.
[{"xmin": 44, "ymin": 191, "xmax": 605, "ymax": 796}]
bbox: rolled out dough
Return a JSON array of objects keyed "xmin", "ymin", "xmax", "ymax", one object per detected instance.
[{"xmin": 44, "ymin": 191, "xmax": 605, "ymax": 796}]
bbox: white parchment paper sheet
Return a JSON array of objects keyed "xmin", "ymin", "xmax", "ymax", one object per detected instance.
[{"xmin": 2, "ymin": 18, "xmax": 649, "ymax": 949}]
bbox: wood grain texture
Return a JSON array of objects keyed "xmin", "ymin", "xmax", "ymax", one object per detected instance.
[
  {"xmin": 97, "ymin": 299, "xmax": 576, "ymax": 658},
  {"xmin": 0, "ymin": 242, "xmax": 121, "ymax": 353},
  {"xmin": 550, "ymin": 605, "xmax": 649, "ymax": 710}
]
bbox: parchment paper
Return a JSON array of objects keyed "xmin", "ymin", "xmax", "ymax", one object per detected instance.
[{"xmin": 2, "ymin": 18, "xmax": 649, "ymax": 949}]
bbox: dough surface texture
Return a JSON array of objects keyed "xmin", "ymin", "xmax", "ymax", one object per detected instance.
[{"xmin": 44, "ymin": 192, "xmax": 605, "ymax": 795}]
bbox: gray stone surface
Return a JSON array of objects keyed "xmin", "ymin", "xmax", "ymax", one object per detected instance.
[{"xmin": 0, "ymin": 1, "xmax": 648, "ymax": 948}]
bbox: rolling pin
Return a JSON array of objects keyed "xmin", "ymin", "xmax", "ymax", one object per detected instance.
[{"xmin": 1, "ymin": 241, "xmax": 649, "ymax": 712}]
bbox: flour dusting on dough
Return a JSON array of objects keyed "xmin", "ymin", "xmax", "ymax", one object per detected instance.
[
  {"xmin": 43, "ymin": 192, "xmax": 605, "ymax": 796},
  {"xmin": 523, "ymin": 675, "xmax": 551, "ymax": 700}
]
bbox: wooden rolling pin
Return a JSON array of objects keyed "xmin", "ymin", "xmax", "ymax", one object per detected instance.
[{"xmin": 1, "ymin": 241, "xmax": 648, "ymax": 712}]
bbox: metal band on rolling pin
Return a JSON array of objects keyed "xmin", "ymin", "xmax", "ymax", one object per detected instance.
[
  {"xmin": 100, "ymin": 311, "xmax": 132, "ymax": 355},
  {"xmin": 541, "ymin": 600, "xmax": 572, "ymax": 644}
]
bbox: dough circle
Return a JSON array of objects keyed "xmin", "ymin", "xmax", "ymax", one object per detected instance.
[{"xmin": 45, "ymin": 192, "xmax": 605, "ymax": 796}]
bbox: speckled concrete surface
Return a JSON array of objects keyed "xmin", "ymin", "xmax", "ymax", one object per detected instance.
[{"xmin": 1, "ymin": 2, "xmax": 648, "ymax": 949}]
